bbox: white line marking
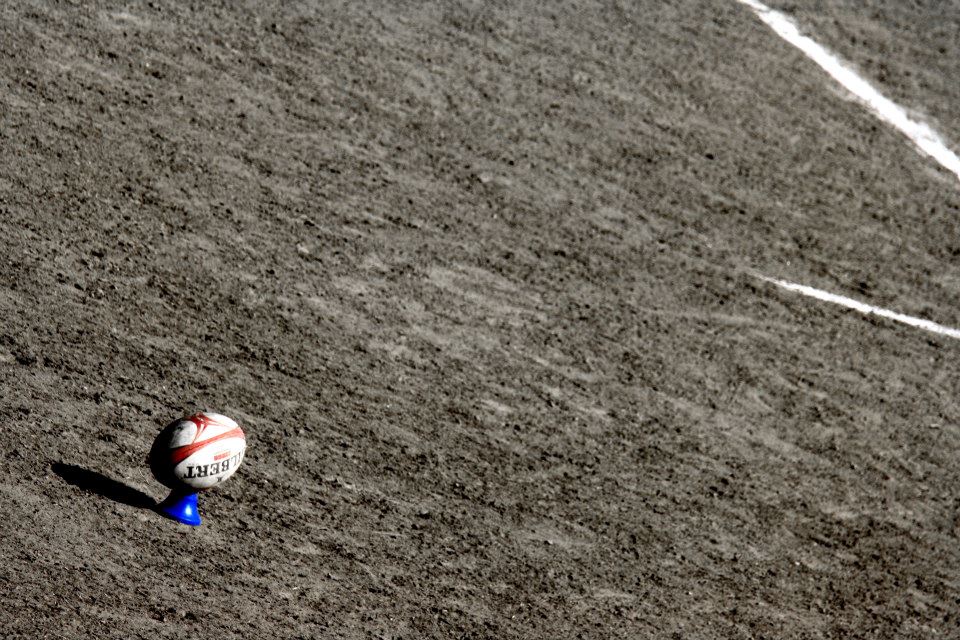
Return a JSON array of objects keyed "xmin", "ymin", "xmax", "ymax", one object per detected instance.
[
  {"xmin": 737, "ymin": 0, "xmax": 960, "ymax": 183},
  {"xmin": 761, "ymin": 276, "xmax": 960, "ymax": 340}
]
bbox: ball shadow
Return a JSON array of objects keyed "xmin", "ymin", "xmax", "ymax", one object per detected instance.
[{"xmin": 51, "ymin": 463, "xmax": 157, "ymax": 510}]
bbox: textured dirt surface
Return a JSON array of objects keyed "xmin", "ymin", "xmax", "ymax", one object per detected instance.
[
  {"xmin": 2, "ymin": 1, "xmax": 960, "ymax": 638},
  {"xmin": 766, "ymin": 0, "xmax": 960, "ymax": 137}
]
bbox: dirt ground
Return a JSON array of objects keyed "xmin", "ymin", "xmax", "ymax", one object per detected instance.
[{"xmin": 2, "ymin": 1, "xmax": 960, "ymax": 638}]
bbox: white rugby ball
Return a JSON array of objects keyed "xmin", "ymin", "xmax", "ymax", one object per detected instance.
[{"xmin": 150, "ymin": 412, "xmax": 246, "ymax": 491}]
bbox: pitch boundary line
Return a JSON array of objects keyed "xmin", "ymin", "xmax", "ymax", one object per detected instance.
[
  {"xmin": 736, "ymin": 0, "xmax": 960, "ymax": 184},
  {"xmin": 760, "ymin": 276, "xmax": 960, "ymax": 340}
]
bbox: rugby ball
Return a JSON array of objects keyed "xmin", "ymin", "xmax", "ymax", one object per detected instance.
[{"xmin": 150, "ymin": 412, "xmax": 246, "ymax": 491}]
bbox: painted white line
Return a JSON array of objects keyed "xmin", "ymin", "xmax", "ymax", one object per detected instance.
[
  {"xmin": 761, "ymin": 276, "xmax": 960, "ymax": 340},
  {"xmin": 737, "ymin": 0, "xmax": 960, "ymax": 183}
]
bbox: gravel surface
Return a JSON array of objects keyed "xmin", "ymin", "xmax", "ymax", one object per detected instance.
[{"xmin": 2, "ymin": 1, "xmax": 959, "ymax": 638}]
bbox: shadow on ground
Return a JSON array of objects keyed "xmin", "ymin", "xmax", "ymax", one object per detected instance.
[{"xmin": 52, "ymin": 463, "xmax": 157, "ymax": 510}]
